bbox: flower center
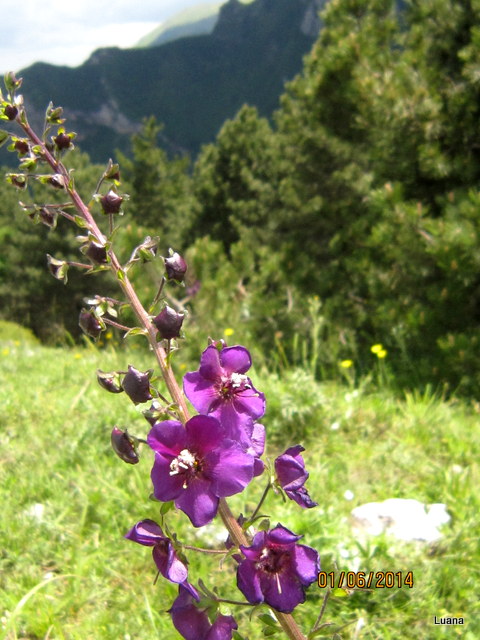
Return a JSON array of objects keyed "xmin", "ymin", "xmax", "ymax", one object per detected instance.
[
  {"xmin": 218, "ymin": 372, "xmax": 251, "ymax": 399},
  {"xmin": 169, "ymin": 449, "xmax": 198, "ymax": 489},
  {"xmin": 257, "ymin": 546, "xmax": 289, "ymax": 575}
]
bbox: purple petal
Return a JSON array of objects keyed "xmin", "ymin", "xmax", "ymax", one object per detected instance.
[
  {"xmin": 275, "ymin": 455, "xmax": 308, "ymax": 491},
  {"xmin": 209, "ymin": 403, "xmax": 255, "ymax": 445},
  {"xmin": 180, "ymin": 580, "xmax": 200, "ymax": 600},
  {"xmin": 151, "ymin": 455, "xmax": 185, "ymax": 501},
  {"xmin": 284, "ymin": 445, "xmax": 306, "ymax": 459},
  {"xmin": 250, "ymin": 423, "xmax": 266, "ymax": 457},
  {"xmin": 198, "ymin": 345, "xmax": 223, "ymax": 380},
  {"xmin": 206, "ymin": 614, "xmax": 238, "ymax": 640},
  {"xmin": 207, "ymin": 444, "xmax": 254, "ymax": 497},
  {"xmin": 152, "ymin": 542, "xmax": 188, "ymax": 584},
  {"xmin": 169, "ymin": 586, "xmax": 211, "ymax": 640},
  {"xmin": 259, "ymin": 570, "xmax": 306, "ymax": 613},
  {"xmin": 236, "ymin": 560, "xmax": 263, "ymax": 605},
  {"xmin": 293, "ymin": 544, "xmax": 321, "ymax": 585},
  {"xmin": 232, "ymin": 388, "xmax": 266, "ymax": 420},
  {"xmin": 147, "ymin": 420, "xmax": 185, "ymax": 455},
  {"xmin": 267, "ymin": 524, "xmax": 302, "ymax": 546},
  {"xmin": 239, "ymin": 531, "xmax": 266, "ymax": 560},
  {"xmin": 175, "ymin": 477, "xmax": 219, "ymax": 527},
  {"xmin": 183, "ymin": 372, "xmax": 218, "ymax": 414},
  {"xmin": 185, "ymin": 415, "xmax": 225, "ymax": 455},
  {"xmin": 253, "ymin": 458, "xmax": 265, "ymax": 477},
  {"xmin": 124, "ymin": 519, "xmax": 163, "ymax": 546},
  {"xmin": 219, "ymin": 346, "xmax": 251, "ymax": 375},
  {"xmin": 286, "ymin": 487, "xmax": 318, "ymax": 509}
]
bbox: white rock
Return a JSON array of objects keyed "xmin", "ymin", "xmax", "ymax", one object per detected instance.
[{"xmin": 351, "ymin": 498, "xmax": 450, "ymax": 542}]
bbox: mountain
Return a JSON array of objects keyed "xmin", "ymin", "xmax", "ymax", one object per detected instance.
[
  {"xmin": 16, "ymin": 0, "xmax": 324, "ymax": 162},
  {"xmin": 136, "ymin": 3, "xmax": 224, "ymax": 48}
]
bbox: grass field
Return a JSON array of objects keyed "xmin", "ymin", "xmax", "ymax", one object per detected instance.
[{"xmin": 1, "ymin": 339, "xmax": 479, "ymax": 639}]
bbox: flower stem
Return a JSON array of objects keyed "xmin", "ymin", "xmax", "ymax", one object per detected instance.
[
  {"xmin": 183, "ymin": 545, "xmax": 228, "ymax": 555},
  {"xmin": 18, "ymin": 114, "xmax": 191, "ymax": 424},
  {"xmin": 249, "ymin": 482, "xmax": 271, "ymax": 523},
  {"xmin": 17, "ymin": 108, "xmax": 307, "ymax": 640}
]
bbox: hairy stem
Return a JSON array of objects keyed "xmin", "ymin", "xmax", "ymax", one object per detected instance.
[
  {"xmin": 17, "ymin": 109, "xmax": 306, "ymax": 640},
  {"xmin": 19, "ymin": 115, "xmax": 190, "ymax": 423}
]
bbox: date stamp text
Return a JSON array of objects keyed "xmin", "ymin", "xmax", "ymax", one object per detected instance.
[{"xmin": 317, "ymin": 571, "xmax": 414, "ymax": 589}]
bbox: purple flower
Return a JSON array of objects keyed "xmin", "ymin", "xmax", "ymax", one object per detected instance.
[
  {"xmin": 274, "ymin": 445, "xmax": 318, "ymax": 509},
  {"xmin": 125, "ymin": 520, "xmax": 197, "ymax": 597},
  {"xmin": 147, "ymin": 415, "xmax": 254, "ymax": 527},
  {"xmin": 183, "ymin": 344, "xmax": 265, "ymax": 444},
  {"xmin": 236, "ymin": 524, "xmax": 320, "ymax": 613},
  {"xmin": 169, "ymin": 585, "xmax": 237, "ymax": 640}
]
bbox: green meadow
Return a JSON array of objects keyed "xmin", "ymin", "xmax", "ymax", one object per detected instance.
[{"xmin": 1, "ymin": 338, "xmax": 479, "ymax": 639}]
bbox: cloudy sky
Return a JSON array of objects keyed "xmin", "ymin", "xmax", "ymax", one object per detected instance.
[{"xmin": 0, "ymin": 0, "xmax": 211, "ymax": 74}]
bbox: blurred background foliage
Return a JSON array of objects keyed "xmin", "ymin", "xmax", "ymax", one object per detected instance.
[{"xmin": 2, "ymin": 0, "xmax": 480, "ymax": 394}]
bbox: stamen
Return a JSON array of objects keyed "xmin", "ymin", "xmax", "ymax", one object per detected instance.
[
  {"xmin": 169, "ymin": 449, "xmax": 197, "ymax": 480},
  {"xmin": 276, "ymin": 573, "xmax": 282, "ymax": 594},
  {"xmin": 230, "ymin": 372, "xmax": 250, "ymax": 389}
]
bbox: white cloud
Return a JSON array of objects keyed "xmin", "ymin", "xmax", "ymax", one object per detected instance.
[{"xmin": 0, "ymin": 0, "xmax": 211, "ymax": 73}]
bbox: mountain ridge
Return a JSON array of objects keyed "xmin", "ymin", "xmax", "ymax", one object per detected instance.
[{"xmin": 15, "ymin": 0, "xmax": 325, "ymax": 161}]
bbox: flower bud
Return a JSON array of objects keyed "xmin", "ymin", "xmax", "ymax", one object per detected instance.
[
  {"xmin": 164, "ymin": 252, "xmax": 187, "ymax": 282},
  {"xmin": 79, "ymin": 308, "xmax": 104, "ymax": 339},
  {"xmin": 111, "ymin": 427, "xmax": 139, "ymax": 464},
  {"xmin": 4, "ymin": 104, "xmax": 18, "ymax": 120},
  {"xmin": 47, "ymin": 174, "xmax": 65, "ymax": 189},
  {"xmin": 104, "ymin": 160, "xmax": 120, "ymax": 182},
  {"xmin": 152, "ymin": 305, "xmax": 184, "ymax": 340},
  {"xmin": 85, "ymin": 241, "xmax": 108, "ymax": 265},
  {"xmin": 97, "ymin": 369, "xmax": 123, "ymax": 394},
  {"xmin": 46, "ymin": 254, "xmax": 68, "ymax": 283},
  {"xmin": 143, "ymin": 400, "xmax": 164, "ymax": 426},
  {"xmin": 54, "ymin": 132, "xmax": 72, "ymax": 150},
  {"xmin": 14, "ymin": 139, "xmax": 29, "ymax": 155},
  {"xmin": 4, "ymin": 72, "xmax": 22, "ymax": 93},
  {"xmin": 8, "ymin": 174, "xmax": 27, "ymax": 189},
  {"xmin": 100, "ymin": 190, "xmax": 123, "ymax": 214},
  {"xmin": 122, "ymin": 365, "xmax": 153, "ymax": 404},
  {"xmin": 37, "ymin": 207, "xmax": 57, "ymax": 228}
]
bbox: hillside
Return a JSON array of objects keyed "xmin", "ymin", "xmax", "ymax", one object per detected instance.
[
  {"xmin": 15, "ymin": 0, "xmax": 324, "ymax": 161},
  {"xmin": 136, "ymin": 3, "xmax": 223, "ymax": 47}
]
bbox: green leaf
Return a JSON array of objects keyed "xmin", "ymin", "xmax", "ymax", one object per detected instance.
[
  {"xmin": 73, "ymin": 215, "xmax": 89, "ymax": 228},
  {"xmin": 160, "ymin": 501, "xmax": 174, "ymax": 515},
  {"xmin": 263, "ymin": 628, "xmax": 278, "ymax": 637},
  {"xmin": 258, "ymin": 614, "xmax": 278, "ymax": 628},
  {"xmin": 332, "ymin": 588, "xmax": 349, "ymax": 598},
  {"xmin": 257, "ymin": 518, "xmax": 270, "ymax": 531},
  {"xmin": 0, "ymin": 129, "xmax": 9, "ymax": 147},
  {"xmin": 123, "ymin": 327, "xmax": 148, "ymax": 340}
]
